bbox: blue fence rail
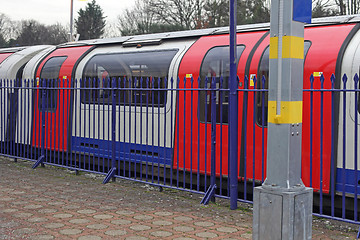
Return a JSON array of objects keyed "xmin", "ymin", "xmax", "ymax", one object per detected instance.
[{"xmin": 0, "ymin": 74, "xmax": 359, "ymax": 224}]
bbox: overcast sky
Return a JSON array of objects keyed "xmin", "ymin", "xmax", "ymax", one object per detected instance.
[{"xmin": 1, "ymin": 0, "xmax": 135, "ymax": 26}]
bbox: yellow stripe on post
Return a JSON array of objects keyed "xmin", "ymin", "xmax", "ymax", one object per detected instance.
[
  {"xmin": 282, "ymin": 36, "xmax": 304, "ymax": 59},
  {"xmin": 268, "ymin": 101, "xmax": 303, "ymax": 124},
  {"xmin": 269, "ymin": 37, "xmax": 278, "ymax": 59}
]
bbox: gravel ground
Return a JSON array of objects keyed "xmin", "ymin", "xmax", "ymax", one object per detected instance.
[{"xmin": 0, "ymin": 157, "xmax": 358, "ymax": 239}]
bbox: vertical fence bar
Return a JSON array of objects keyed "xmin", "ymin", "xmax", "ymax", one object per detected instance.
[
  {"xmin": 105, "ymin": 78, "xmax": 109, "ymax": 171},
  {"xmin": 151, "ymin": 78, "xmax": 155, "ymax": 183},
  {"xmin": 62, "ymin": 78, "xmax": 66, "ymax": 166},
  {"xmin": 134, "ymin": 77, "xmax": 138, "ymax": 180},
  {"xmin": 8, "ymin": 79, "xmax": 10, "ymax": 156},
  {"xmin": 219, "ymin": 76, "xmax": 224, "ymax": 195},
  {"xmin": 49, "ymin": 79, "xmax": 53, "ymax": 164},
  {"xmin": 17, "ymin": 79, "xmax": 20, "ymax": 159},
  {"xmin": 91, "ymin": 78, "xmax": 95, "ymax": 171},
  {"xmin": 87, "ymin": 78, "xmax": 92, "ymax": 171},
  {"xmin": 210, "ymin": 76, "xmax": 216, "ymax": 196},
  {"xmin": 0, "ymin": 79, "xmax": 3, "ymax": 155},
  {"xmin": 197, "ymin": 77, "xmax": 201, "ymax": 192},
  {"xmin": 342, "ymin": 74, "xmax": 347, "ymax": 219},
  {"xmin": 140, "ymin": 77, "xmax": 143, "ymax": 181},
  {"xmin": 320, "ymin": 74, "xmax": 324, "ymax": 215},
  {"xmin": 170, "ymin": 77, "xmax": 174, "ymax": 186},
  {"xmin": 310, "ymin": 75, "xmax": 314, "ymax": 188},
  {"xmin": 164, "ymin": 77, "xmax": 168, "ymax": 185},
  {"xmin": 112, "ymin": 78, "xmax": 117, "ymax": 179},
  {"xmin": 29, "ymin": 80, "xmax": 33, "ymax": 160},
  {"xmin": 145, "ymin": 77, "xmax": 149, "ymax": 181},
  {"xmin": 102, "ymin": 78, "xmax": 106, "ymax": 172},
  {"xmin": 243, "ymin": 76, "xmax": 248, "ymax": 200},
  {"xmin": 354, "ymin": 74, "xmax": 359, "ymax": 221},
  {"xmin": 16, "ymin": 79, "xmax": 19, "ymax": 160},
  {"xmin": 183, "ymin": 76, "xmax": 186, "ymax": 188},
  {"xmin": 158, "ymin": 77, "xmax": 161, "ymax": 184},
  {"xmin": 73, "ymin": 79, "xmax": 78, "ymax": 171},
  {"xmin": 176, "ymin": 77, "xmax": 180, "ymax": 188},
  {"xmin": 123, "ymin": 78, "xmax": 127, "ymax": 177},
  {"xmin": 6, "ymin": 79, "xmax": 14, "ymax": 155},
  {"xmin": 330, "ymin": 74, "xmax": 336, "ymax": 217},
  {"xmin": 204, "ymin": 77, "xmax": 208, "ymax": 191},
  {"xmin": 4, "ymin": 79, "xmax": 6, "ymax": 156},
  {"xmin": 261, "ymin": 76, "xmax": 266, "ymax": 182},
  {"xmin": 54, "ymin": 79, "xmax": 58, "ymax": 165},
  {"xmin": 252, "ymin": 76, "xmax": 257, "ymax": 189},
  {"xmin": 190, "ymin": 77, "xmax": 194, "ymax": 189},
  {"xmin": 41, "ymin": 79, "xmax": 46, "ymax": 164},
  {"xmin": 45, "ymin": 79, "xmax": 49, "ymax": 164}
]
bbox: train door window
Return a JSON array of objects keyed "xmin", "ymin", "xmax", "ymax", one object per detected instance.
[
  {"xmin": 82, "ymin": 50, "xmax": 178, "ymax": 107},
  {"xmin": 38, "ymin": 56, "xmax": 67, "ymax": 111},
  {"xmin": 199, "ymin": 45, "xmax": 245, "ymax": 123},
  {"xmin": 256, "ymin": 41, "xmax": 311, "ymax": 127}
]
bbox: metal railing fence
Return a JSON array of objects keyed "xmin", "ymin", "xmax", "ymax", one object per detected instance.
[{"xmin": 0, "ymin": 74, "xmax": 359, "ymax": 224}]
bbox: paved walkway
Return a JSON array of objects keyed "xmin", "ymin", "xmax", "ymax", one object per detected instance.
[{"xmin": 0, "ymin": 157, "xmax": 358, "ymax": 239}]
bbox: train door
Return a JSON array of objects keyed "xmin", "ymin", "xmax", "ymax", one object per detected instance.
[
  {"xmin": 32, "ymin": 46, "xmax": 93, "ymax": 155},
  {"xmin": 246, "ymin": 38, "xmax": 311, "ymax": 183},
  {"xmin": 338, "ymin": 28, "xmax": 360, "ymax": 194},
  {"xmin": 176, "ymin": 31, "xmax": 268, "ymax": 179}
]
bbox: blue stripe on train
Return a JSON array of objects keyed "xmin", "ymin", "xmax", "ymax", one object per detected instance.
[
  {"xmin": 336, "ymin": 168, "xmax": 360, "ymax": 194},
  {"xmin": 71, "ymin": 136, "xmax": 173, "ymax": 166}
]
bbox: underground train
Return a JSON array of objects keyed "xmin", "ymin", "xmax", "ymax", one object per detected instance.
[{"xmin": 1, "ymin": 15, "xmax": 360, "ymax": 197}]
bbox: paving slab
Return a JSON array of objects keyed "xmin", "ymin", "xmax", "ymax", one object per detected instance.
[{"xmin": 0, "ymin": 157, "xmax": 358, "ymax": 239}]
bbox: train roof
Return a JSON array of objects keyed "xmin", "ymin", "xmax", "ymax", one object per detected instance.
[
  {"xmin": 55, "ymin": 14, "xmax": 360, "ymax": 49},
  {"xmin": 0, "ymin": 46, "xmax": 27, "ymax": 54}
]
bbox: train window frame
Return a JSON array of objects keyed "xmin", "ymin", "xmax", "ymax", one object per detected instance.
[
  {"xmin": 256, "ymin": 41, "xmax": 312, "ymax": 127},
  {"xmin": 38, "ymin": 56, "xmax": 67, "ymax": 112},
  {"xmin": 198, "ymin": 45, "xmax": 246, "ymax": 124},
  {"xmin": 80, "ymin": 49, "xmax": 179, "ymax": 107}
]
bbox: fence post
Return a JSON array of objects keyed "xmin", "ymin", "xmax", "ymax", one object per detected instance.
[
  {"xmin": 253, "ymin": 0, "xmax": 313, "ymax": 239},
  {"xmin": 229, "ymin": 0, "xmax": 238, "ymax": 210},
  {"xmin": 32, "ymin": 79, "xmax": 46, "ymax": 169},
  {"xmin": 103, "ymin": 77, "xmax": 117, "ymax": 184},
  {"xmin": 200, "ymin": 77, "xmax": 218, "ymax": 205}
]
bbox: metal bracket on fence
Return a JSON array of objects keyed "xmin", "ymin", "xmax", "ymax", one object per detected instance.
[
  {"xmin": 357, "ymin": 226, "xmax": 360, "ymax": 240},
  {"xmin": 32, "ymin": 155, "xmax": 45, "ymax": 169},
  {"xmin": 103, "ymin": 167, "xmax": 116, "ymax": 184},
  {"xmin": 200, "ymin": 184, "xmax": 217, "ymax": 205}
]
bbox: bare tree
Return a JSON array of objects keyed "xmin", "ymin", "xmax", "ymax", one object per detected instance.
[
  {"xmin": 312, "ymin": 0, "xmax": 339, "ymax": 17},
  {"xmin": 0, "ymin": 13, "xmax": 19, "ymax": 47},
  {"xmin": 117, "ymin": 0, "xmax": 156, "ymax": 36},
  {"xmin": 332, "ymin": 0, "xmax": 360, "ymax": 14},
  {"xmin": 147, "ymin": 0, "xmax": 205, "ymax": 29},
  {"xmin": 11, "ymin": 20, "xmax": 67, "ymax": 47},
  {"xmin": 202, "ymin": 0, "xmax": 229, "ymax": 28}
]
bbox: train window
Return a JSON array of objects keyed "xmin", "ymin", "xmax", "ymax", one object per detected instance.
[
  {"xmin": 199, "ymin": 45, "xmax": 245, "ymax": 124},
  {"xmin": 81, "ymin": 50, "xmax": 178, "ymax": 107},
  {"xmin": 38, "ymin": 56, "xmax": 67, "ymax": 111},
  {"xmin": 256, "ymin": 41, "xmax": 311, "ymax": 127}
]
